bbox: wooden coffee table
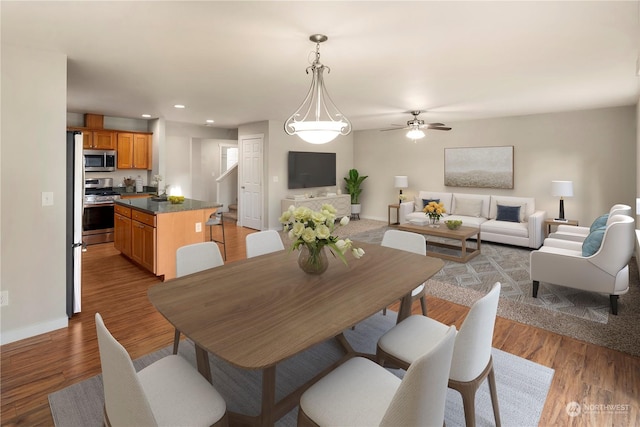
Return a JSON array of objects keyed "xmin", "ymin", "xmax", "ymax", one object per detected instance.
[{"xmin": 397, "ymin": 222, "xmax": 481, "ymax": 262}]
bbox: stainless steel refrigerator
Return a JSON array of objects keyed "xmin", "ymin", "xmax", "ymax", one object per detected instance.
[{"xmin": 66, "ymin": 131, "xmax": 83, "ymax": 317}]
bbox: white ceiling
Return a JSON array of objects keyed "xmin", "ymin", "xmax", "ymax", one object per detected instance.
[{"xmin": 2, "ymin": 1, "xmax": 639, "ymax": 131}]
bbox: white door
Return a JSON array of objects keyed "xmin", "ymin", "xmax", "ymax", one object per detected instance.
[{"xmin": 240, "ymin": 135, "xmax": 263, "ymax": 230}]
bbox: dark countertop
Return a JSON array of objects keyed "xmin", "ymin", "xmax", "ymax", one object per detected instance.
[
  {"xmin": 115, "ymin": 197, "xmax": 222, "ymax": 214},
  {"xmin": 115, "ymin": 186, "xmax": 157, "ymax": 196}
]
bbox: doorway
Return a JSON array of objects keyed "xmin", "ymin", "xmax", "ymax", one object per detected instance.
[{"xmin": 239, "ymin": 134, "xmax": 263, "ymax": 230}]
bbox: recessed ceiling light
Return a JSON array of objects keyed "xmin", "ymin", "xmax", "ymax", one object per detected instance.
[
  {"xmin": 141, "ymin": 114, "xmax": 151, "ymax": 118},
  {"xmin": 206, "ymin": 119, "xmax": 214, "ymax": 123},
  {"xmin": 174, "ymin": 104, "xmax": 186, "ymax": 109}
]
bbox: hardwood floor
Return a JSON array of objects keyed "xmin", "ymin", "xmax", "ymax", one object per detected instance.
[{"xmin": 1, "ymin": 224, "xmax": 638, "ymax": 426}]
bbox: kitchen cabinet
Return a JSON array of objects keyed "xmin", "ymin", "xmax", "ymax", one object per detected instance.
[
  {"xmin": 114, "ymin": 205, "xmax": 132, "ymax": 257},
  {"xmin": 117, "ymin": 132, "xmax": 152, "ymax": 169},
  {"xmin": 131, "ymin": 221, "xmax": 155, "ymax": 271},
  {"xmin": 78, "ymin": 130, "xmax": 116, "ymax": 149},
  {"xmin": 131, "ymin": 209, "xmax": 156, "ymax": 272},
  {"xmin": 114, "ymin": 204, "xmax": 156, "ymax": 272}
]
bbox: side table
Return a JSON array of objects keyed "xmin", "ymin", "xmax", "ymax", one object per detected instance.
[
  {"xmin": 388, "ymin": 204, "xmax": 400, "ymax": 226},
  {"xmin": 544, "ymin": 218, "xmax": 579, "ymax": 238}
]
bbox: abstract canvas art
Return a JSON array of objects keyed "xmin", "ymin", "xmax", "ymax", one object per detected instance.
[{"xmin": 444, "ymin": 146, "xmax": 514, "ymax": 189}]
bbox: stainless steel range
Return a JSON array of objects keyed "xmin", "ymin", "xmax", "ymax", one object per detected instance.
[{"xmin": 83, "ymin": 177, "xmax": 121, "ymax": 245}]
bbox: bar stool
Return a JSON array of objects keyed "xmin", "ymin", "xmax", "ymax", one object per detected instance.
[{"xmin": 206, "ymin": 211, "xmax": 226, "ymax": 260}]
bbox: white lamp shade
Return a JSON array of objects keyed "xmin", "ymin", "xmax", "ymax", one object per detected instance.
[
  {"xmin": 551, "ymin": 180, "xmax": 573, "ymax": 197},
  {"xmin": 394, "ymin": 176, "xmax": 409, "ymax": 188}
]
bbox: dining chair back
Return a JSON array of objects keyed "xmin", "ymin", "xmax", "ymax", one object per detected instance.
[
  {"xmin": 176, "ymin": 242, "xmax": 224, "ymax": 277},
  {"xmin": 381, "ymin": 229, "xmax": 428, "ymax": 315},
  {"xmin": 95, "ymin": 313, "xmax": 157, "ymax": 426},
  {"xmin": 380, "ymin": 325, "xmax": 457, "ymax": 426},
  {"xmin": 174, "ymin": 242, "xmax": 224, "ymax": 353},
  {"xmin": 376, "ymin": 282, "xmax": 502, "ymax": 427},
  {"xmin": 95, "ymin": 313, "xmax": 228, "ymax": 427},
  {"xmin": 298, "ymin": 326, "xmax": 456, "ymax": 427},
  {"xmin": 245, "ymin": 230, "xmax": 285, "ymax": 258}
]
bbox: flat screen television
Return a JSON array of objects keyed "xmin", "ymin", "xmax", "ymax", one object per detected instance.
[{"xmin": 288, "ymin": 151, "xmax": 336, "ymax": 189}]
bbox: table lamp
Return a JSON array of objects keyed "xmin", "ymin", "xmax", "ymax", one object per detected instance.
[
  {"xmin": 394, "ymin": 176, "xmax": 408, "ymax": 204},
  {"xmin": 551, "ymin": 180, "xmax": 573, "ymax": 220}
]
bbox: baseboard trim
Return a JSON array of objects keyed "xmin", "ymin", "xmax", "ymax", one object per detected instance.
[{"xmin": 1, "ymin": 316, "xmax": 68, "ymax": 345}]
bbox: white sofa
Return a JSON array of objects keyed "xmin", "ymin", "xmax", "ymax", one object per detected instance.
[{"xmin": 399, "ymin": 191, "xmax": 546, "ymax": 249}]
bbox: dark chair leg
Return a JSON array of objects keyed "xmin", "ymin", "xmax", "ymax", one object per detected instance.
[
  {"xmin": 532, "ymin": 280, "xmax": 539, "ymax": 298},
  {"xmin": 610, "ymin": 295, "xmax": 619, "ymax": 315},
  {"xmin": 172, "ymin": 328, "xmax": 181, "ymax": 354}
]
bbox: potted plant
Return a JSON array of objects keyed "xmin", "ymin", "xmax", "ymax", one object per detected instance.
[{"xmin": 344, "ymin": 168, "xmax": 368, "ymax": 218}]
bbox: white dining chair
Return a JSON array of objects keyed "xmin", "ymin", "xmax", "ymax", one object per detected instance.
[
  {"xmin": 95, "ymin": 313, "xmax": 228, "ymax": 427},
  {"xmin": 173, "ymin": 242, "xmax": 225, "ymax": 353},
  {"xmin": 245, "ymin": 230, "xmax": 285, "ymax": 258},
  {"xmin": 298, "ymin": 325, "xmax": 456, "ymax": 427},
  {"xmin": 377, "ymin": 282, "xmax": 502, "ymax": 427},
  {"xmin": 381, "ymin": 229, "xmax": 428, "ymax": 315}
]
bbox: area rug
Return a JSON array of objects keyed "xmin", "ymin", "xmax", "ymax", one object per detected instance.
[
  {"xmin": 351, "ymin": 225, "xmax": 612, "ymax": 322},
  {"xmin": 349, "ymin": 224, "xmax": 640, "ymax": 357},
  {"xmin": 49, "ymin": 312, "xmax": 554, "ymax": 427}
]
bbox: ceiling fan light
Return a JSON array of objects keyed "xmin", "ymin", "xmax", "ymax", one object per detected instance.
[{"xmin": 406, "ymin": 129, "xmax": 425, "ymax": 140}]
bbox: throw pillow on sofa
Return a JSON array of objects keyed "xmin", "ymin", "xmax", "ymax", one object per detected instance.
[
  {"xmin": 422, "ymin": 198, "xmax": 440, "ymax": 208},
  {"xmin": 453, "ymin": 197, "xmax": 483, "ymax": 217},
  {"xmin": 582, "ymin": 226, "xmax": 606, "ymax": 257},
  {"xmin": 496, "ymin": 204, "xmax": 520, "ymax": 222},
  {"xmin": 589, "ymin": 214, "xmax": 608, "ymax": 233},
  {"xmin": 491, "ymin": 199, "xmax": 527, "ymax": 222}
]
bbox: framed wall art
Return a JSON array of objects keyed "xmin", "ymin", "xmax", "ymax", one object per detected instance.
[{"xmin": 444, "ymin": 146, "xmax": 514, "ymax": 189}]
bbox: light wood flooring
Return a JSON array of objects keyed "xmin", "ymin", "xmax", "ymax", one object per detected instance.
[{"xmin": 1, "ymin": 224, "xmax": 638, "ymax": 426}]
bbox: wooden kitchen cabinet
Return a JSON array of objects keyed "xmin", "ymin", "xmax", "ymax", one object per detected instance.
[
  {"xmin": 133, "ymin": 133, "xmax": 150, "ymax": 169},
  {"xmin": 117, "ymin": 132, "xmax": 152, "ymax": 169},
  {"xmin": 114, "ymin": 205, "xmax": 155, "ymax": 272},
  {"xmin": 131, "ymin": 209, "xmax": 156, "ymax": 272},
  {"xmin": 114, "ymin": 212, "xmax": 132, "ymax": 257},
  {"xmin": 131, "ymin": 221, "xmax": 156, "ymax": 272},
  {"xmin": 81, "ymin": 130, "xmax": 116, "ymax": 150}
]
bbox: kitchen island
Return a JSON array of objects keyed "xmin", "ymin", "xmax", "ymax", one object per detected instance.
[{"xmin": 114, "ymin": 198, "xmax": 222, "ymax": 280}]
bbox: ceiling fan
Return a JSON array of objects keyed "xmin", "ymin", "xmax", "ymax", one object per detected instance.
[{"xmin": 381, "ymin": 111, "xmax": 451, "ymax": 140}]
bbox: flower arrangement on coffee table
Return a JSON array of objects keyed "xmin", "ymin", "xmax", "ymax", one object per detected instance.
[{"xmin": 423, "ymin": 201, "xmax": 446, "ymax": 225}]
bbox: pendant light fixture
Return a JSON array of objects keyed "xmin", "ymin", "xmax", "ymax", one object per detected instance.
[{"xmin": 284, "ymin": 34, "xmax": 352, "ymax": 144}]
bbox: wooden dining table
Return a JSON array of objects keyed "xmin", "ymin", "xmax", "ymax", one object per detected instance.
[{"xmin": 148, "ymin": 241, "xmax": 444, "ymax": 427}]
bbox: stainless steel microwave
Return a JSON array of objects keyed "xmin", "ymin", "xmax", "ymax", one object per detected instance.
[{"xmin": 84, "ymin": 149, "xmax": 116, "ymax": 172}]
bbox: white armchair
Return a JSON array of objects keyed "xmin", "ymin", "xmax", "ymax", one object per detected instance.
[
  {"xmin": 548, "ymin": 204, "xmax": 631, "ymax": 242},
  {"xmin": 530, "ymin": 214, "xmax": 635, "ymax": 314}
]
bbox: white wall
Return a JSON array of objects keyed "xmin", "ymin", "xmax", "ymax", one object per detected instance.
[
  {"xmin": 193, "ymin": 139, "xmax": 237, "ymax": 202},
  {"xmin": 355, "ymin": 106, "xmax": 636, "ymax": 226},
  {"xmin": 165, "ymin": 121, "xmax": 237, "ymax": 198},
  {"xmin": 1, "ymin": 45, "xmax": 68, "ymax": 344}
]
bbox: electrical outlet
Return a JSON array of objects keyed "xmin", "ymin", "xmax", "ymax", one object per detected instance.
[
  {"xmin": 195, "ymin": 222, "xmax": 202, "ymax": 232},
  {"xmin": 41, "ymin": 191, "xmax": 54, "ymax": 206},
  {"xmin": 0, "ymin": 291, "xmax": 8, "ymax": 307}
]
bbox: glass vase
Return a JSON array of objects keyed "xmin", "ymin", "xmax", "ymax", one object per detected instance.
[
  {"xmin": 298, "ymin": 245, "xmax": 329, "ymax": 275},
  {"xmin": 429, "ymin": 216, "xmax": 440, "ymax": 228}
]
